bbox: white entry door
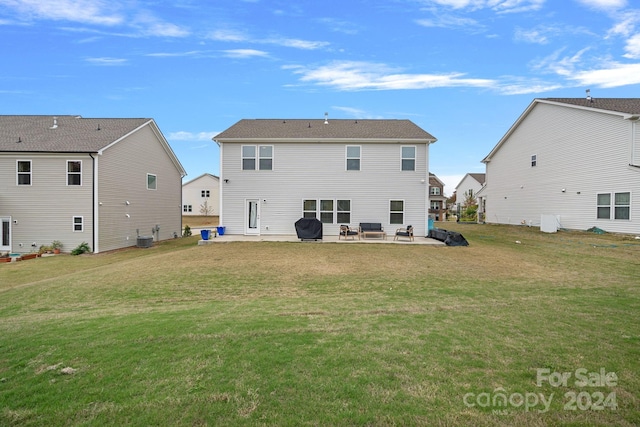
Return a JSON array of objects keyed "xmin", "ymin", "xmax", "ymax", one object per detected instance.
[
  {"xmin": 245, "ymin": 199, "xmax": 260, "ymax": 235},
  {"xmin": 1, "ymin": 218, "xmax": 10, "ymax": 252}
]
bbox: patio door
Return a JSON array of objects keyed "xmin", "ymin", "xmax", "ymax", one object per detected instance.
[
  {"xmin": 245, "ymin": 199, "xmax": 260, "ymax": 235},
  {"xmin": 1, "ymin": 218, "xmax": 10, "ymax": 252}
]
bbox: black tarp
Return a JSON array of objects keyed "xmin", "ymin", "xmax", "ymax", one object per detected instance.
[
  {"xmin": 295, "ymin": 218, "xmax": 323, "ymax": 240},
  {"xmin": 428, "ymin": 228, "xmax": 469, "ymax": 246}
]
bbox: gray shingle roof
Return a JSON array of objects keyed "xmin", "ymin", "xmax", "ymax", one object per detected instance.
[
  {"xmin": 542, "ymin": 98, "xmax": 640, "ymax": 115},
  {"xmin": 214, "ymin": 119, "xmax": 436, "ymax": 142},
  {"xmin": 0, "ymin": 115, "xmax": 151, "ymax": 152}
]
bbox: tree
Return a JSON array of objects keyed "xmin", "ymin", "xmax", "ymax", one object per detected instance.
[{"xmin": 199, "ymin": 200, "xmax": 213, "ymax": 216}]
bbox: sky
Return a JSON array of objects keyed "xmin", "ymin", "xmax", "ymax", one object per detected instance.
[{"xmin": 2, "ymin": 0, "xmax": 640, "ymax": 195}]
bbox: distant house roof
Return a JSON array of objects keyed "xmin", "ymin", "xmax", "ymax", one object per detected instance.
[
  {"xmin": 455, "ymin": 173, "xmax": 485, "ymax": 190},
  {"xmin": 483, "ymin": 98, "xmax": 640, "ymax": 163},
  {"xmin": 182, "ymin": 173, "xmax": 219, "ymax": 186},
  {"xmin": 0, "ymin": 115, "xmax": 152, "ymax": 152},
  {"xmin": 214, "ymin": 119, "xmax": 437, "ymax": 143}
]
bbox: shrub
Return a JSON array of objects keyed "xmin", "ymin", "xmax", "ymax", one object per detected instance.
[
  {"xmin": 183, "ymin": 225, "xmax": 192, "ymax": 237},
  {"xmin": 71, "ymin": 242, "xmax": 91, "ymax": 255}
]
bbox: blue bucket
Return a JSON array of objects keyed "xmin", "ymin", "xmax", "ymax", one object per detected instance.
[
  {"xmin": 216, "ymin": 226, "xmax": 226, "ymax": 236},
  {"xmin": 200, "ymin": 229, "xmax": 211, "ymax": 240}
]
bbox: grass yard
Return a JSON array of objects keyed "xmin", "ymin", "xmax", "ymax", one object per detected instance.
[{"xmin": 0, "ymin": 223, "xmax": 639, "ymax": 426}]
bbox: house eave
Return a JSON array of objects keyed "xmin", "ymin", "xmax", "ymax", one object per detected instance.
[{"xmin": 214, "ymin": 137, "xmax": 436, "ymax": 144}]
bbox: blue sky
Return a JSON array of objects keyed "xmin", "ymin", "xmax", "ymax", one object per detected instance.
[{"xmin": 2, "ymin": 0, "xmax": 639, "ymax": 195}]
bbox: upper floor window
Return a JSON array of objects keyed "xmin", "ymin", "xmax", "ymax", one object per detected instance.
[
  {"xmin": 147, "ymin": 173, "xmax": 157, "ymax": 190},
  {"xmin": 531, "ymin": 154, "xmax": 537, "ymax": 167},
  {"xmin": 390, "ymin": 200, "xmax": 404, "ymax": 224},
  {"xmin": 17, "ymin": 160, "xmax": 31, "ymax": 185},
  {"xmin": 242, "ymin": 145, "xmax": 273, "ymax": 170},
  {"xmin": 67, "ymin": 160, "xmax": 82, "ymax": 186},
  {"xmin": 401, "ymin": 146, "xmax": 416, "ymax": 171},
  {"xmin": 346, "ymin": 146, "xmax": 360, "ymax": 171},
  {"xmin": 597, "ymin": 192, "xmax": 630, "ymax": 220},
  {"xmin": 201, "ymin": 190, "xmax": 210, "ymax": 198},
  {"xmin": 430, "ymin": 186, "xmax": 441, "ymax": 195}
]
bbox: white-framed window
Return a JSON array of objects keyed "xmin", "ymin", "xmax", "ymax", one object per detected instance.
[
  {"xmin": 242, "ymin": 145, "xmax": 273, "ymax": 170},
  {"xmin": 337, "ymin": 199, "xmax": 351, "ymax": 223},
  {"xmin": 401, "ymin": 146, "xmax": 416, "ymax": 171},
  {"xmin": 531, "ymin": 154, "xmax": 537, "ymax": 167},
  {"xmin": 430, "ymin": 186, "xmax": 441, "ymax": 195},
  {"xmin": 597, "ymin": 192, "xmax": 630, "ymax": 220},
  {"xmin": 390, "ymin": 200, "xmax": 404, "ymax": 224},
  {"xmin": 431, "ymin": 201, "xmax": 440, "ymax": 210},
  {"xmin": 242, "ymin": 145, "xmax": 256, "ymax": 170},
  {"xmin": 17, "ymin": 160, "xmax": 31, "ymax": 185},
  {"xmin": 259, "ymin": 145, "xmax": 273, "ymax": 170},
  {"xmin": 73, "ymin": 216, "xmax": 83, "ymax": 232},
  {"xmin": 183, "ymin": 205, "xmax": 192, "ymax": 213},
  {"xmin": 147, "ymin": 173, "xmax": 157, "ymax": 190},
  {"xmin": 67, "ymin": 160, "xmax": 82, "ymax": 186},
  {"xmin": 320, "ymin": 199, "xmax": 334, "ymax": 224},
  {"xmin": 303, "ymin": 199, "xmax": 317, "ymax": 219},
  {"xmin": 346, "ymin": 146, "xmax": 361, "ymax": 171},
  {"xmin": 201, "ymin": 190, "xmax": 210, "ymax": 198}
]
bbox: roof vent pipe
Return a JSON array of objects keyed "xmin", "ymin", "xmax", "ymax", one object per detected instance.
[
  {"xmin": 324, "ymin": 112, "xmax": 328, "ymax": 124},
  {"xmin": 49, "ymin": 117, "xmax": 58, "ymax": 129},
  {"xmin": 586, "ymin": 89, "xmax": 592, "ymax": 102}
]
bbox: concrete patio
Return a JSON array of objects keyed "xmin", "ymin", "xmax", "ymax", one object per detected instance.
[{"xmin": 193, "ymin": 228, "xmax": 445, "ymax": 246}]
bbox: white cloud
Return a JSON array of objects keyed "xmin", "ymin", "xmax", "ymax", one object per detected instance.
[
  {"xmin": 415, "ymin": 15, "xmax": 483, "ymax": 30},
  {"xmin": 575, "ymin": 0, "xmax": 627, "ymax": 10},
  {"xmin": 623, "ymin": 33, "xmax": 640, "ymax": 58},
  {"xmin": 514, "ymin": 27, "xmax": 550, "ymax": 44},
  {"xmin": 267, "ymin": 38, "xmax": 329, "ymax": 50},
  {"xmin": 288, "ymin": 61, "xmax": 496, "ymax": 91},
  {"xmin": 0, "ymin": 0, "xmax": 123, "ymax": 25},
  {"xmin": 222, "ymin": 49, "xmax": 269, "ymax": 58},
  {"xmin": 85, "ymin": 57, "xmax": 127, "ymax": 65},
  {"xmin": 569, "ymin": 61, "xmax": 640, "ymax": 87},
  {"xmin": 421, "ymin": 0, "xmax": 545, "ymax": 13},
  {"xmin": 208, "ymin": 29, "xmax": 329, "ymax": 50},
  {"xmin": 208, "ymin": 29, "xmax": 248, "ymax": 42},
  {"xmin": 168, "ymin": 131, "xmax": 219, "ymax": 141}
]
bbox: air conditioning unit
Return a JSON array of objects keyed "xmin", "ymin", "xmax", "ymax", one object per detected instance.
[{"xmin": 136, "ymin": 236, "xmax": 153, "ymax": 248}]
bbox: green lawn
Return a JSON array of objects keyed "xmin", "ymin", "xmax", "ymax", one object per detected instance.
[{"xmin": 1, "ymin": 223, "xmax": 639, "ymax": 426}]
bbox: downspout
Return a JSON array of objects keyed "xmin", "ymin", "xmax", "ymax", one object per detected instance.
[{"xmin": 89, "ymin": 153, "xmax": 97, "ymax": 253}]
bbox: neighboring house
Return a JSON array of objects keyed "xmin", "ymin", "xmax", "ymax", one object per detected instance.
[
  {"xmin": 428, "ymin": 173, "xmax": 447, "ymax": 221},
  {"xmin": 454, "ymin": 173, "xmax": 485, "ymax": 214},
  {"xmin": 213, "ymin": 118, "xmax": 437, "ymax": 236},
  {"xmin": 182, "ymin": 173, "xmax": 220, "ymax": 216},
  {"xmin": 1, "ymin": 115, "xmax": 186, "ymax": 254},
  {"xmin": 480, "ymin": 97, "xmax": 640, "ymax": 233}
]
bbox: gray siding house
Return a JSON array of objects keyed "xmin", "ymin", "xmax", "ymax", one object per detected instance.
[
  {"xmin": 213, "ymin": 119, "xmax": 437, "ymax": 237},
  {"xmin": 480, "ymin": 98, "xmax": 640, "ymax": 233},
  {"xmin": 1, "ymin": 115, "xmax": 186, "ymax": 254}
]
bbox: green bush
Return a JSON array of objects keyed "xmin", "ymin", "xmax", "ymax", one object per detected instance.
[{"xmin": 71, "ymin": 242, "xmax": 91, "ymax": 255}]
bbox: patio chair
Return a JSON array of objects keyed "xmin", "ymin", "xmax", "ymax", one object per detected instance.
[
  {"xmin": 339, "ymin": 225, "xmax": 360, "ymax": 240},
  {"xmin": 394, "ymin": 225, "xmax": 414, "ymax": 242}
]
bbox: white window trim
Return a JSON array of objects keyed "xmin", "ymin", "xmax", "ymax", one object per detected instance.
[
  {"xmin": 73, "ymin": 216, "xmax": 84, "ymax": 232},
  {"xmin": 147, "ymin": 173, "xmax": 157, "ymax": 190},
  {"xmin": 346, "ymin": 145, "xmax": 361, "ymax": 171},
  {"xmin": 259, "ymin": 145, "xmax": 273, "ymax": 171},
  {"xmin": 401, "ymin": 146, "xmax": 416, "ymax": 172},
  {"xmin": 596, "ymin": 191, "xmax": 631, "ymax": 220},
  {"xmin": 389, "ymin": 199, "xmax": 405, "ymax": 225},
  {"xmin": 67, "ymin": 160, "xmax": 82, "ymax": 186},
  {"xmin": 336, "ymin": 199, "xmax": 352, "ymax": 224},
  {"xmin": 17, "ymin": 159, "xmax": 32, "ymax": 186}
]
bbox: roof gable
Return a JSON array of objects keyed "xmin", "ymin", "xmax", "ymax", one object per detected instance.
[
  {"xmin": 214, "ymin": 119, "xmax": 436, "ymax": 142},
  {"xmin": 483, "ymin": 98, "xmax": 640, "ymax": 163}
]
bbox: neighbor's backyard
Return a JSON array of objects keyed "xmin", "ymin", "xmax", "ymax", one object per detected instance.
[{"xmin": 0, "ymin": 223, "xmax": 638, "ymax": 426}]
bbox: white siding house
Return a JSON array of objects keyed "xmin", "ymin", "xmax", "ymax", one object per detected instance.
[
  {"xmin": 480, "ymin": 98, "xmax": 640, "ymax": 233},
  {"xmin": 1, "ymin": 115, "xmax": 186, "ymax": 254},
  {"xmin": 182, "ymin": 173, "xmax": 220, "ymax": 216},
  {"xmin": 454, "ymin": 173, "xmax": 485, "ymax": 214},
  {"xmin": 213, "ymin": 119, "xmax": 437, "ymax": 237}
]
